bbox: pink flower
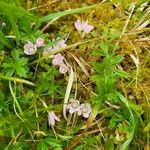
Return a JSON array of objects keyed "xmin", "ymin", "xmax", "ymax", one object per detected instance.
[
  {"xmin": 74, "ymin": 19, "xmax": 94, "ymax": 34},
  {"xmin": 36, "ymin": 37, "xmax": 44, "ymax": 47},
  {"xmin": 56, "ymin": 39, "xmax": 67, "ymax": 49},
  {"xmin": 59, "ymin": 63, "xmax": 68, "ymax": 74},
  {"xmin": 74, "ymin": 19, "xmax": 83, "ymax": 32},
  {"xmin": 82, "ymin": 21, "xmax": 94, "ymax": 34},
  {"xmin": 52, "ymin": 53, "xmax": 65, "ymax": 66},
  {"xmin": 42, "ymin": 38, "xmax": 67, "ymax": 59},
  {"xmin": 48, "ymin": 111, "xmax": 60, "ymax": 127},
  {"xmin": 77, "ymin": 103, "xmax": 92, "ymax": 118},
  {"xmin": 66, "ymin": 99, "xmax": 80, "ymax": 114},
  {"xmin": 43, "ymin": 47, "xmax": 55, "ymax": 58},
  {"xmin": 24, "ymin": 41, "xmax": 37, "ymax": 55}
]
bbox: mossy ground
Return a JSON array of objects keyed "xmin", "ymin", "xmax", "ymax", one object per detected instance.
[{"xmin": 0, "ymin": 0, "xmax": 150, "ymax": 150}]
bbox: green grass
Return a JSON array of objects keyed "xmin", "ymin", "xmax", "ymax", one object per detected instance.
[{"xmin": 0, "ymin": 0, "xmax": 150, "ymax": 149}]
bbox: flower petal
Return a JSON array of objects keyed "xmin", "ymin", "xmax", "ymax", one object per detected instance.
[
  {"xmin": 69, "ymin": 108, "xmax": 76, "ymax": 114},
  {"xmin": 83, "ymin": 113, "xmax": 89, "ymax": 118},
  {"xmin": 59, "ymin": 63, "xmax": 68, "ymax": 74},
  {"xmin": 74, "ymin": 19, "xmax": 83, "ymax": 32},
  {"xmin": 36, "ymin": 37, "xmax": 44, "ymax": 47},
  {"xmin": 52, "ymin": 53, "xmax": 65, "ymax": 66}
]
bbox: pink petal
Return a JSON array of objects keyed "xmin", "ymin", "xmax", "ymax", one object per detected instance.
[
  {"xmin": 49, "ymin": 117, "xmax": 55, "ymax": 126},
  {"xmin": 36, "ymin": 37, "xmax": 44, "ymax": 47},
  {"xmin": 83, "ymin": 113, "xmax": 89, "ymax": 118},
  {"xmin": 74, "ymin": 19, "xmax": 83, "ymax": 32},
  {"xmin": 69, "ymin": 108, "xmax": 76, "ymax": 114},
  {"xmin": 77, "ymin": 110, "xmax": 82, "ymax": 116},
  {"xmin": 56, "ymin": 40, "xmax": 67, "ymax": 48},
  {"xmin": 83, "ymin": 24, "xmax": 94, "ymax": 34},
  {"xmin": 46, "ymin": 47, "xmax": 55, "ymax": 58},
  {"xmin": 48, "ymin": 111, "xmax": 60, "ymax": 126},
  {"xmin": 66, "ymin": 104, "xmax": 72, "ymax": 109},
  {"xmin": 24, "ymin": 46, "xmax": 37, "ymax": 55},
  {"xmin": 53, "ymin": 114, "xmax": 60, "ymax": 122},
  {"xmin": 59, "ymin": 63, "xmax": 68, "ymax": 74},
  {"xmin": 24, "ymin": 41, "xmax": 34, "ymax": 50},
  {"xmin": 23, "ymin": 41, "xmax": 37, "ymax": 55},
  {"xmin": 52, "ymin": 53, "xmax": 65, "ymax": 66}
]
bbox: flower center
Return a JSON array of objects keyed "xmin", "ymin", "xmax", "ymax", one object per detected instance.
[
  {"xmin": 72, "ymin": 102, "xmax": 78, "ymax": 108},
  {"xmin": 82, "ymin": 107, "xmax": 88, "ymax": 113}
]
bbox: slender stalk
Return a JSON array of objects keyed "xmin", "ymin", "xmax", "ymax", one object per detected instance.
[
  {"xmin": 9, "ymin": 81, "xmax": 23, "ymax": 115},
  {"xmin": 0, "ymin": 74, "xmax": 35, "ymax": 86}
]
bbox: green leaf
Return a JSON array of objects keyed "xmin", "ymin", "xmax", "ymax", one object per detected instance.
[
  {"xmin": 7, "ymin": 14, "xmax": 20, "ymax": 43},
  {"xmin": 0, "ymin": 91, "xmax": 5, "ymax": 112},
  {"xmin": 111, "ymin": 55, "xmax": 124, "ymax": 65},
  {"xmin": 116, "ymin": 92, "xmax": 136, "ymax": 150},
  {"xmin": 2, "ymin": 49, "xmax": 29, "ymax": 77},
  {"xmin": 16, "ymin": 67, "xmax": 28, "ymax": 78},
  {"xmin": 0, "ymin": 30, "xmax": 13, "ymax": 48},
  {"xmin": 104, "ymin": 139, "xmax": 114, "ymax": 150},
  {"xmin": 74, "ymin": 145, "xmax": 84, "ymax": 150},
  {"xmin": 0, "ymin": 2, "xmax": 31, "ymax": 19},
  {"xmin": 41, "ymin": 5, "xmax": 98, "ymax": 22},
  {"xmin": 44, "ymin": 138, "xmax": 62, "ymax": 148},
  {"xmin": 0, "ymin": 2, "xmax": 35, "ymax": 44},
  {"xmin": 144, "ymin": 123, "xmax": 150, "ymax": 132},
  {"xmin": 92, "ymin": 62, "xmax": 105, "ymax": 74},
  {"xmin": 37, "ymin": 141, "xmax": 48, "ymax": 150},
  {"xmin": 99, "ymin": 42, "xmax": 109, "ymax": 58},
  {"xmin": 114, "ymin": 70, "xmax": 128, "ymax": 78},
  {"xmin": 11, "ymin": 49, "xmax": 19, "ymax": 61}
]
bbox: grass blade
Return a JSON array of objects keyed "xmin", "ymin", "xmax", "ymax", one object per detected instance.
[
  {"xmin": 41, "ymin": 4, "xmax": 99, "ymax": 22},
  {"xmin": 0, "ymin": 30, "xmax": 13, "ymax": 48},
  {"xmin": 116, "ymin": 92, "xmax": 136, "ymax": 150}
]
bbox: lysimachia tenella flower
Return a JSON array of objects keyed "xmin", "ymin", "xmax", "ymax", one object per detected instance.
[
  {"xmin": 77, "ymin": 103, "xmax": 92, "ymax": 118},
  {"xmin": 43, "ymin": 46, "xmax": 54, "ymax": 58},
  {"xmin": 42, "ymin": 38, "xmax": 67, "ymax": 59},
  {"xmin": 74, "ymin": 19, "xmax": 94, "ymax": 34},
  {"xmin": 82, "ymin": 21, "xmax": 94, "ymax": 34},
  {"xmin": 52, "ymin": 53, "xmax": 65, "ymax": 66},
  {"xmin": 74, "ymin": 19, "xmax": 83, "ymax": 32},
  {"xmin": 51, "ymin": 53, "xmax": 68, "ymax": 74},
  {"xmin": 66, "ymin": 99, "xmax": 80, "ymax": 114},
  {"xmin": 47, "ymin": 111, "xmax": 60, "ymax": 127},
  {"xmin": 59, "ymin": 62, "xmax": 68, "ymax": 74},
  {"xmin": 55, "ymin": 39, "xmax": 67, "ymax": 49},
  {"xmin": 42, "ymin": 38, "xmax": 68, "ymax": 74},
  {"xmin": 36, "ymin": 37, "xmax": 45, "ymax": 47},
  {"xmin": 23, "ymin": 41, "xmax": 37, "ymax": 55}
]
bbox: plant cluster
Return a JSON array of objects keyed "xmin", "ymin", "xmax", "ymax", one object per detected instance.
[{"xmin": 0, "ymin": 0, "xmax": 149, "ymax": 150}]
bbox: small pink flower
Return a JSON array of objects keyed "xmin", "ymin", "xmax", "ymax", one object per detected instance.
[
  {"xmin": 43, "ymin": 47, "xmax": 54, "ymax": 58},
  {"xmin": 56, "ymin": 39, "xmax": 67, "ymax": 49},
  {"xmin": 24, "ymin": 41, "xmax": 37, "ymax": 55},
  {"xmin": 77, "ymin": 103, "xmax": 92, "ymax": 118},
  {"xmin": 42, "ymin": 38, "xmax": 67, "ymax": 60},
  {"xmin": 52, "ymin": 53, "xmax": 65, "ymax": 66},
  {"xmin": 59, "ymin": 63, "xmax": 68, "ymax": 74},
  {"xmin": 82, "ymin": 21, "xmax": 94, "ymax": 34},
  {"xmin": 36, "ymin": 37, "xmax": 44, "ymax": 47},
  {"xmin": 66, "ymin": 99, "xmax": 80, "ymax": 114},
  {"xmin": 48, "ymin": 111, "xmax": 60, "ymax": 127},
  {"xmin": 74, "ymin": 19, "xmax": 83, "ymax": 32},
  {"xmin": 74, "ymin": 19, "xmax": 94, "ymax": 34},
  {"xmin": 52, "ymin": 39, "xmax": 67, "ymax": 51}
]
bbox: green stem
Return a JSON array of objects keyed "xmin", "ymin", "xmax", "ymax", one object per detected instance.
[
  {"xmin": 9, "ymin": 81, "xmax": 23, "ymax": 115},
  {"xmin": 0, "ymin": 74, "xmax": 35, "ymax": 86}
]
